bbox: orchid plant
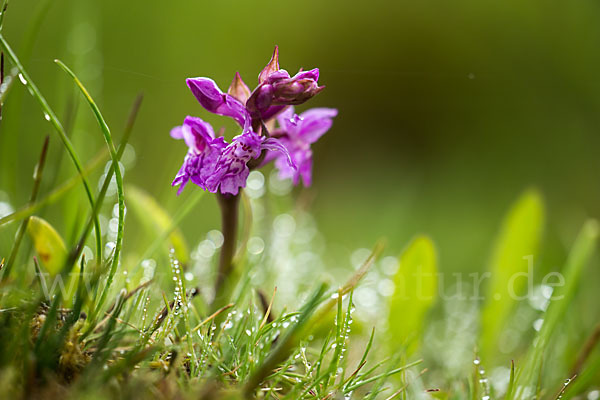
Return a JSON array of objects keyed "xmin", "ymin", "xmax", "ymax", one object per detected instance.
[{"xmin": 170, "ymin": 47, "xmax": 337, "ymax": 302}]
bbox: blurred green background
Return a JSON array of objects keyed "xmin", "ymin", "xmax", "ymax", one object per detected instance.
[{"xmin": 1, "ymin": 0, "xmax": 600, "ymax": 277}]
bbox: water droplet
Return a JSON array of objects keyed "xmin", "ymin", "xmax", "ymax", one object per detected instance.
[
  {"xmin": 0, "ymin": 201, "xmax": 15, "ymax": 219},
  {"xmin": 587, "ymin": 390, "xmax": 600, "ymax": 400},
  {"xmin": 207, "ymin": 230, "xmax": 224, "ymax": 248},
  {"xmin": 247, "ymin": 236, "xmax": 265, "ymax": 255},
  {"xmin": 18, "ymin": 73, "xmax": 27, "ymax": 85},
  {"xmin": 43, "ymin": 113, "xmax": 51, "ymax": 121}
]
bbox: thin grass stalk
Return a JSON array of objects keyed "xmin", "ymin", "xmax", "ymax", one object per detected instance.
[
  {"xmin": 2, "ymin": 135, "xmax": 49, "ymax": 279},
  {"xmin": 0, "ymin": 34, "xmax": 103, "ymax": 263},
  {"xmin": 54, "ymin": 60, "xmax": 126, "ymax": 323}
]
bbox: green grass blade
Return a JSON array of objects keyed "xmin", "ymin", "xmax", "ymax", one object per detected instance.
[
  {"xmin": 54, "ymin": 59, "xmax": 125, "ymax": 320},
  {"xmin": 0, "ymin": 149, "xmax": 108, "ymax": 227},
  {"xmin": 513, "ymin": 219, "xmax": 598, "ymax": 399},
  {"xmin": 2, "ymin": 135, "xmax": 49, "ymax": 279},
  {"xmin": 0, "ymin": 33, "xmax": 103, "ymax": 263}
]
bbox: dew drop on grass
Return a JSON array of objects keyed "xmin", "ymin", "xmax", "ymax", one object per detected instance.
[
  {"xmin": 381, "ymin": 256, "xmax": 399, "ymax": 275},
  {"xmin": 204, "ymin": 230, "xmax": 224, "ymax": 248},
  {"xmin": 18, "ymin": 73, "xmax": 27, "ymax": 85},
  {"xmin": 43, "ymin": 113, "xmax": 50, "ymax": 121},
  {"xmin": 588, "ymin": 390, "xmax": 600, "ymax": 400},
  {"xmin": 0, "ymin": 201, "xmax": 14, "ymax": 219},
  {"xmin": 247, "ymin": 236, "xmax": 265, "ymax": 255}
]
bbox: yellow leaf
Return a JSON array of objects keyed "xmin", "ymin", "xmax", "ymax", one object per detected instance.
[{"xmin": 27, "ymin": 216, "xmax": 67, "ymax": 276}]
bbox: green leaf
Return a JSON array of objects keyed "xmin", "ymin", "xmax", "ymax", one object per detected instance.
[
  {"xmin": 388, "ymin": 235, "xmax": 438, "ymax": 352},
  {"xmin": 480, "ymin": 189, "xmax": 545, "ymax": 360},
  {"xmin": 27, "ymin": 216, "xmax": 67, "ymax": 276},
  {"xmin": 125, "ymin": 184, "xmax": 189, "ymax": 264}
]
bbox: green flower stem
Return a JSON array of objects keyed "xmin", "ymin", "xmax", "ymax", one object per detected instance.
[{"xmin": 213, "ymin": 192, "xmax": 240, "ymax": 305}]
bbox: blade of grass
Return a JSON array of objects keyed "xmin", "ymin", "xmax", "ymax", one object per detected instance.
[
  {"xmin": 512, "ymin": 219, "xmax": 598, "ymax": 399},
  {"xmin": 506, "ymin": 360, "xmax": 516, "ymax": 399},
  {"xmin": 2, "ymin": 135, "xmax": 49, "ymax": 279},
  {"xmin": 55, "ymin": 60, "xmax": 126, "ymax": 322},
  {"xmin": 0, "ymin": 34, "xmax": 103, "ymax": 263},
  {"xmin": 0, "ymin": 148, "xmax": 108, "ymax": 226},
  {"xmin": 345, "ymin": 359, "xmax": 423, "ymax": 392},
  {"xmin": 570, "ymin": 323, "xmax": 600, "ymax": 376}
]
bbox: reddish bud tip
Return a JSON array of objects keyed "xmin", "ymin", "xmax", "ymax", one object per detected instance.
[{"xmin": 258, "ymin": 46, "xmax": 280, "ymax": 84}]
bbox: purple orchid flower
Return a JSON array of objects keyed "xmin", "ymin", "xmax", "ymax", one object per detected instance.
[
  {"xmin": 171, "ymin": 116, "xmax": 293, "ymax": 195},
  {"xmin": 265, "ymin": 106, "xmax": 337, "ymax": 186},
  {"xmin": 172, "ymin": 47, "xmax": 331, "ymax": 195}
]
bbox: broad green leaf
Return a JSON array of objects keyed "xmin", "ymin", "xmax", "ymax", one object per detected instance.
[
  {"xmin": 125, "ymin": 184, "xmax": 189, "ymax": 264},
  {"xmin": 27, "ymin": 216, "xmax": 67, "ymax": 276},
  {"xmin": 388, "ymin": 235, "xmax": 438, "ymax": 352},
  {"xmin": 480, "ymin": 189, "xmax": 545, "ymax": 360}
]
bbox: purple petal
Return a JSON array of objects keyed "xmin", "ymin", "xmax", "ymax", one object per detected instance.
[
  {"xmin": 292, "ymin": 68, "xmax": 319, "ymax": 81},
  {"xmin": 186, "ymin": 77, "xmax": 250, "ymax": 127},
  {"xmin": 170, "ymin": 126, "xmax": 184, "ymax": 140},
  {"xmin": 262, "ymin": 137, "xmax": 296, "ymax": 169},
  {"xmin": 260, "ymin": 105, "xmax": 287, "ymax": 121},
  {"xmin": 297, "ymin": 108, "xmax": 338, "ymax": 144},
  {"xmin": 180, "ymin": 116, "xmax": 215, "ymax": 152},
  {"xmin": 275, "ymin": 106, "xmax": 296, "ymax": 133}
]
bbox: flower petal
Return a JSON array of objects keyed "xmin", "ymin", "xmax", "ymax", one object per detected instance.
[
  {"xmin": 275, "ymin": 106, "xmax": 296, "ymax": 133},
  {"xmin": 186, "ymin": 77, "xmax": 249, "ymax": 127},
  {"xmin": 180, "ymin": 116, "xmax": 215, "ymax": 152},
  {"xmin": 298, "ymin": 108, "xmax": 338, "ymax": 144},
  {"xmin": 262, "ymin": 137, "xmax": 296, "ymax": 169}
]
